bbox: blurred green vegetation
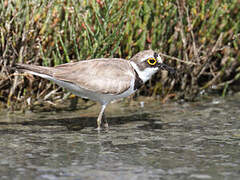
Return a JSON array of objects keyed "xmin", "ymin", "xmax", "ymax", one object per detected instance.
[{"xmin": 0, "ymin": 0, "xmax": 240, "ymax": 109}]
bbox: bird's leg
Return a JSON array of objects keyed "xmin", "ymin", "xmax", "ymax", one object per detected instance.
[
  {"xmin": 102, "ymin": 112, "xmax": 109, "ymax": 129},
  {"xmin": 96, "ymin": 105, "xmax": 106, "ymax": 130}
]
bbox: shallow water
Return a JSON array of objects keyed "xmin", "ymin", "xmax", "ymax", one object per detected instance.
[{"xmin": 0, "ymin": 95, "xmax": 240, "ymax": 180}]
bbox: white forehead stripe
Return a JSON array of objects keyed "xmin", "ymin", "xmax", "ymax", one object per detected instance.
[
  {"xmin": 140, "ymin": 53, "xmax": 162, "ymax": 64},
  {"xmin": 140, "ymin": 54, "xmax": 154, "ymax": 62}
]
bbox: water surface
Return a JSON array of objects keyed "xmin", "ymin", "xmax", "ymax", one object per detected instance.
[{"xmin": 0, "ymin": 95, "xmax": 240, "ymax": 180}]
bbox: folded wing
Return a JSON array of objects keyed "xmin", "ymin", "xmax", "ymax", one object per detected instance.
[{"xmin": 53, "ymin": 59, "xmax": 135, "ymax": 95}]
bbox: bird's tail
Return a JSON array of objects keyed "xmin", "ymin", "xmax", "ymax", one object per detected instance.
[
  {"xmin": 14, "ymin": 63, "xmax": 54, "ymax": 76},
  {"xmin": 13, "ymin": 63, "xmax": 58, "ymax": 82}
]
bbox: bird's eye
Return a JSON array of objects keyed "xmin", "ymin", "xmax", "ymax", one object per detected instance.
[{"xmin": 147, "ymin": 58, "xmax": 157, "ymax": 65}]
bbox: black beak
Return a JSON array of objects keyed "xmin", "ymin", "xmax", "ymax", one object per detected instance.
[{"xmin": 158, "ymin": 63, "xmax": 176, "ymax": 77}]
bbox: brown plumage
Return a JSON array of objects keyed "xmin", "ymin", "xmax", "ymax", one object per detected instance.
[{"xmin": 16, "ymin": 58, "xmax": 136, "ymax": 95}]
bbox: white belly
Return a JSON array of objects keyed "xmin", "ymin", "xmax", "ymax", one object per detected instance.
[{"xmin": 56, "ymin": 79, "xmax": 136, "ymax": 105}]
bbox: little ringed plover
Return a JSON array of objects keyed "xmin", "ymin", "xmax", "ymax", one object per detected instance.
[{"xmin": 15, "ymin": 50, "xmax": 175, "ymax": 130}]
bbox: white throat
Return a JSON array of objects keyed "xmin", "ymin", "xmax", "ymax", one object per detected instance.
[{"xmin": 130, "ymin": 61, "xmax": 159, "ymax": 83}]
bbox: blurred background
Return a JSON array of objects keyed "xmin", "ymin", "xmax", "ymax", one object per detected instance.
[{"xmin": 0, "ymin": 0, "xmax": 240, "ymax": 110}]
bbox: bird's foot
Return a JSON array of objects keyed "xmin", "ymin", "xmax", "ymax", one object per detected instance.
[
  {"xmin": 94, "ymin": 123, "xmax": 109, "ymax": 132},
  {"xmin": 95, "ymin": 126, "xmax": 102, "ymax": 132}
]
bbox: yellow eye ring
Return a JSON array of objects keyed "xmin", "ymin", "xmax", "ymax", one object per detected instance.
[{"xmin": 147, "ymin": 58, "xmax": 157, "ymax": 65}]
